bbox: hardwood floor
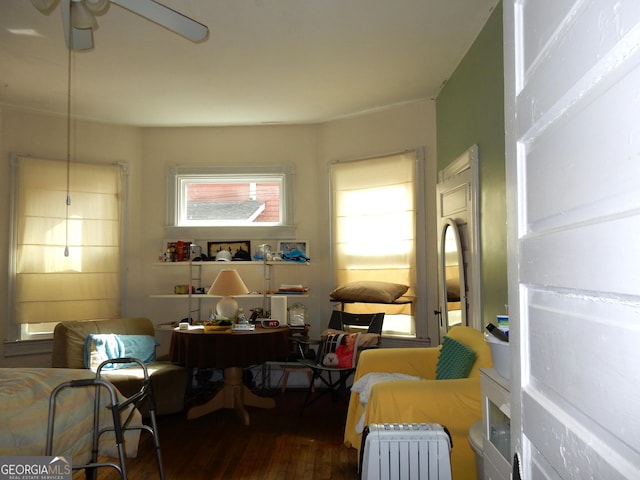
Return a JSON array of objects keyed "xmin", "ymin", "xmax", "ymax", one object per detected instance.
[{"xmin": 79, "ymin": 388, "xmax": 359, "ymax": 480}]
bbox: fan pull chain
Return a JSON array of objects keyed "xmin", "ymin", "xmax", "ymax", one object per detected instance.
[{"xmin": 64, "ymin": 18, "xmax": 72, "ymax": 257}]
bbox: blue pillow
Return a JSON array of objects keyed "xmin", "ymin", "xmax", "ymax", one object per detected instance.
[
  {"xmin": 435, "ymin": 336, "xmax": 477, "ymax": 380},
  {"xmin": 84, "ymin": 334, "xmax": 158, "ymax": 370}
]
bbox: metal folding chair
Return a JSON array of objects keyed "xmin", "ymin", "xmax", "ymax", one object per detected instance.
[
  {"xmin": 46, "ymin": 357, "xmax": 165, "ymax": 480},
  {"xmin": 294, "ymin": 311, "xmax": 384, "ymax": 413}
]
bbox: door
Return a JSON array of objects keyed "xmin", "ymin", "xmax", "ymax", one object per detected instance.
[
  {"xmin": 504, "ymin": 1, "xmax": 640, "ymax": 478},
  {"xmin": 436, "ymin": 146, "xmax": 481, "ymax": 340}
]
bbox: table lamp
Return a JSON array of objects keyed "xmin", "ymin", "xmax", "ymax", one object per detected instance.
[{"xmin": 208, "ymin": 269, "xmax": 250, "ymax": 319}]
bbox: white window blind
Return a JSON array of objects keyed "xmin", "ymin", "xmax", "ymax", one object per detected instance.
[
  {"xmin": 331, "ymin": 151, "xmax": 418, "ymax": 335},
  {"xmin": 11, "ymin": 156, "xmax": 123, "ymax": 327}
]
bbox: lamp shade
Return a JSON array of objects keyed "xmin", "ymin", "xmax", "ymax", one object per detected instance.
[
  {"xmin": 208, "ymin": 269, "xmax": 250, "ymax": 319},
  {"xmin": 208, "ymin": 269, "xmax": 249, "ymax": 296}
]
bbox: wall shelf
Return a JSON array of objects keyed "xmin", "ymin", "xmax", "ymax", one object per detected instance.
[
  {"xmin": 150, "ymin": 260, "xmax": 309, "ymax": 322},
  {"xmin": 151, "ymin": 261, "xmax": 309, "ymax": 266},
  {"xmin": 149, "ymin": 294, "xmax": 309, "ymax": 299}
]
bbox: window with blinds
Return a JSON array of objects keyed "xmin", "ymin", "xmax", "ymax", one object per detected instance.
[
  {"xmin": 330, "ymin": 150, "xmax": 420, "ymax": 336},
  {"xmin": 9, "ymin": 155, "xmax": 125, "ymax": 340}
]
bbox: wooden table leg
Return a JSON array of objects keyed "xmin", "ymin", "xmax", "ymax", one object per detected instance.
[{"xmin": 187, "ymin": 366, "xmax": 275, "ymax": 424}]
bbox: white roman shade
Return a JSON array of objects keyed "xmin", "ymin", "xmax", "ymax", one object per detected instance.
[
  {"xmin": 13, "ymin": 156, "xmax": 123, "ymax": 324},
  {"xmin": 331, "ymin": 151, "xmax": 417, "ymax": 332}
]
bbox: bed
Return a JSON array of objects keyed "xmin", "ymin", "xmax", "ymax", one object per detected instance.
[{"xmin": 0, "ymin": 368, "xmax": 141, "ymax": 465}]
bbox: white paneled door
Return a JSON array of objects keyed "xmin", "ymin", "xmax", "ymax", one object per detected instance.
[
  {"xmin": 436, "ymin": 146, "xmax": 481, "ymax": 340},
  {"xmin": 504, "ymin": 1, "xmax": 640, "ymax": 479}
]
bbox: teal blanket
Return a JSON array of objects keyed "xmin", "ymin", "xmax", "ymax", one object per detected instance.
[{"xmin": 84, "ymin": 333, "xmax": 158, "ymax": 370}]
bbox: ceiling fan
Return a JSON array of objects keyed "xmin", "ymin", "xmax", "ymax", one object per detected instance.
[{"xmin": 31, "ymin": 0, "xmax": 209, "ymax": 51}]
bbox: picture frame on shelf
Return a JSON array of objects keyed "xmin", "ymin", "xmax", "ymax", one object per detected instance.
[
  {"xmin": 207, "ymin": 241, "xmax": 252, "ymax": 261},
  {"xmin": 277, "ymin": 241, "xmax": 309, "ymax": 262},
  {"xmin": 163, "ymin": 240, "xmax": 193, "ymax": 262}
]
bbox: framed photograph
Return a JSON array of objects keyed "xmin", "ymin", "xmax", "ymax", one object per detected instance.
[
  {"xmin": 163, "ymin": 240, "xmax": 193, "ymax": 262},
  {"xmin": 278, "ymin": 241, "xmax": 309, "ymax": 261},
  {"xmin": 207, "ymin": 241, "xmax": 252, "ymax": 261}
]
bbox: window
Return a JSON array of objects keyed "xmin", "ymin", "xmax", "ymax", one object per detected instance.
[
  {"xmin": 331, "ymin": 150, "xmax": 422, "ymax": 336},
  {"xmin": 168, "ymin": 165, "xmax": 294, "ymax": 228},
  {"xmin": 8, "ymin": 155, "xmax": 125, "ymax": 341}
]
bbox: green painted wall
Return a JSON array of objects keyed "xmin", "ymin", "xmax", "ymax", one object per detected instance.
[{"xmin": 436, "ymin": 3, "xmax": 507, "ymax": 327}]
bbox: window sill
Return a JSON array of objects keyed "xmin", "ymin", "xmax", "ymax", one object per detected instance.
[
  {"xmin": 164, "ymin": 225, "xmax": 296, "ymax": 242},
  {"xmin": 4, "ymin": 339, "xmax": 53, "ymax": 358}
]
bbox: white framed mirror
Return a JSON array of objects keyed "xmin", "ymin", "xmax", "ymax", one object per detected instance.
[{"xmin": 439, "ymin": 218, "xmax": 467, "ymax": 330}]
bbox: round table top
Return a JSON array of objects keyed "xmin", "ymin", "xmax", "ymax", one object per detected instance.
[{"xmin": 169, "ymin": 326, "xmax": 291, "ymax": 369}]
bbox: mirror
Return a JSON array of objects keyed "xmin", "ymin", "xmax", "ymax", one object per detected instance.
[{"xmin": 439, "ymin": 218, "xmax": 467, "ymax": 332}]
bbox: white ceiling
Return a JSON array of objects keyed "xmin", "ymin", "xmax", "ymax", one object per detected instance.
[{"xmin": 0, "ymin": 0, "xmax": 499, "ymax": 127}]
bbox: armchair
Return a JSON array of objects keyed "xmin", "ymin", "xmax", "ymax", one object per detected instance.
[
  {"xmin": 344, "ymin": 325, "xmax": 493, "ymax": 480},
  {"xmin": 52, "ymin": 317, "xmax": 188, "ymax": 416}
]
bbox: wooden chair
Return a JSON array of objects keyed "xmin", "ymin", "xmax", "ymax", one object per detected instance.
[{"xmin": 294, "ymin": 311, "xmax": 384, "ymax": 413}]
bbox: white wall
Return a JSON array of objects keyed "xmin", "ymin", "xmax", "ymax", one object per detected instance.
[
  {"xmin": 0, "ymin": 99, "xmax": 437, "ymax": 366},
  {"xmin": 136, "ymin": 124, "xmax": 324, "ymax": 341}
]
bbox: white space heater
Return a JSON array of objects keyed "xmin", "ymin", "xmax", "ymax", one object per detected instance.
[{"xmin": 360, "ymin": 423, "xmax": 452, "ymax": 480}]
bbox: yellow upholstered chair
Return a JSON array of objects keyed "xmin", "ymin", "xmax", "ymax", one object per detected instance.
[{"xmin": 344, "ymin": 325, "xmax": 493, "ymax": 480}]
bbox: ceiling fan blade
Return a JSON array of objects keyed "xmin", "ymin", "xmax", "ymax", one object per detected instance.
[
  {"xmin": 111, "ymin": 0, "xmax": 209, "ymax": 43},
  {"xmin": 31, "ymin": 0, "xmax": 59, "ymax": 15},
  {"xmin": 60, "ymin": 0, "xmax": 94, "ymax": 50}
]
